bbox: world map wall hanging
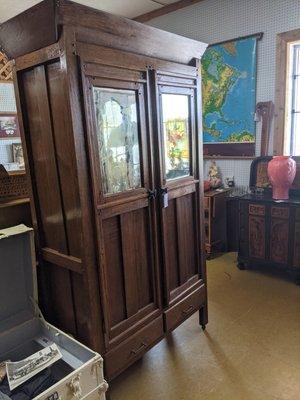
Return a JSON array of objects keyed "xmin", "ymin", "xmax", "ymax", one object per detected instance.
[{"xmin": 202, "ymin": 33, "xmax": 263, "ymax": 157}]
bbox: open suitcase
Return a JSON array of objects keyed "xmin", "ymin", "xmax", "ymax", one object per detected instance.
[{"xmin": 0, "ymin": 225, "xmax": 108, "ymax": 399}]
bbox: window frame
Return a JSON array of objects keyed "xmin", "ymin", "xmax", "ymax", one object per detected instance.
[{"xmin": 274, "ymin": 28, "xmax": 300, "ymax": 155}]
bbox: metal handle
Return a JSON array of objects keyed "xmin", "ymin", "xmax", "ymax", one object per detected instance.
[
  {"xmin": 158, "ymin": 187, "xmax": 168, "ymax": 208},
  {"xmin": 148, "ymin": 189, "xmax": 157, "ymax": 200},
  {"xmin": 182, "ymin": 305, "xmax": 194, "ymax": 315},
  {"xmin": 130, "ymin": 341, "xmax": 147, "ymax": 356}
]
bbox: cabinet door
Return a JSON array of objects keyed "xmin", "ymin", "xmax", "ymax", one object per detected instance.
[
  {"xmin": 270, "ymin": 207, "xmax": 289, "ymax": 265},
  {"xmin": 248, "ymin": 204, "xmax": 266, "ymax": 259},
  {"xmin": 293, "ymin": 209, "xmax": 300, "ymax": 267},
  {"xmin": 81, "ymin": 61, "xmax": 162, "ymax": 351},
  {"xmin": 154, "ymin": 73, "xmax": 205, "ymax": 324}
]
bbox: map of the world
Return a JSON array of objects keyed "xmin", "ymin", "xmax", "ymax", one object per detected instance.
[{"xmin": 202, "ymin": 36, "xmax": 257, "ymax": 148}]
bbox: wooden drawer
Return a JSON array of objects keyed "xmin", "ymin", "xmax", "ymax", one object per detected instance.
[
  {"xmin": 249, "ymin": 203, "xmax": 265, "ymax": 216},
  {"xmin": 164, "ymin": 285, "xmax": 206, "ymax": 332},
  {"xmin": 271, "ymin": 206, "xmax": 289, "ymax": 219},
  {"xmin": 105, "ymin": 316, "xmax": 163, "ymax": 379}
]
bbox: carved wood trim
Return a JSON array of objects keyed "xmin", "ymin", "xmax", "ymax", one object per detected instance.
[
  {"xmin": 249, "ymin": 215, "xmax": 265, "ymax": 259},
  {"xmin": 249, "ymin": 203, "xmax": 265, "ymax": 216},
  {"xmin": 270, "ymin": 219, "xmax": 289, "ymax": 264},
  {"xmin": 271, "ymin": 206, "xmax": 289, "ymax": 219}
]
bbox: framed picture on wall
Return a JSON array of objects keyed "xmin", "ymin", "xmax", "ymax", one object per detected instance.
[
  {"xmin": 0, "ymin": 113, "xmax": 19, "ymax": 138},
  {"xmin": 12, "ymin": 142, "xmax": 25, "ymax": 169}
]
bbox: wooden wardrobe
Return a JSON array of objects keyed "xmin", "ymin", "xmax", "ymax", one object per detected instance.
[{"xmin": 0, "ymin": 0, "xmax": 208, "ymax": 380}]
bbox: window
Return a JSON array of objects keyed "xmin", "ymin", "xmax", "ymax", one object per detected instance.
[
  {"xmin": 93, "ymin": 87, "xmax": 141, "ymax": 195},
  {"xmin": 285, "ymin": 43, "xmax": 300, "ymax": 155},
  {"xmin": 274, "ymin": 29, "xmax": 300, "ymax": 156}
]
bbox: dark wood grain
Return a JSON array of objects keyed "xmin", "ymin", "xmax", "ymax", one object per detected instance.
[
  {"xmin": 21, "ymin": 65, "xmax": 67, "ymax": 252},
  {"xmin": 203, "ymin": 142, "xmax": 255, "ymax": 157},
  {"xmin": 8, "ymin": 1, "xmax": 208, "ymax": 379},
  {"xmin": 0, "ymin": 0, "xmax": 57, "ymax": 59},
  {"xmin": 59, "ymin": 0, "xmax": 207, "ymax": 65},
  {"xmin": 238, "ymin": 192, "xmax": 300, "ymax": 283}
]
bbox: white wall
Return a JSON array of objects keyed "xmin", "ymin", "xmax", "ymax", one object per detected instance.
[
  {"xmin": 0, "ymin": 82, "xmax": 21, "ymax": 168},
  {"xmin": 148, "ymin": 0, "xmax": 300, "ymax": 186}
]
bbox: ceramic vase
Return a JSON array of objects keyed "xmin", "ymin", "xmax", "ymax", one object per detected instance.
[{"xmin": 267, "ymin": 156, "xmax": 296, "ymax": 200}]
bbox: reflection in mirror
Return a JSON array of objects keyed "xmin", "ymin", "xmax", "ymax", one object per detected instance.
[
  {"xmin": 0, "ymin": 81, "xmax": 24, "ymax": 172},
  {"xmin": 161, "ymin": 93, "xmax": 190, "ymax": 181},
  {"xmin": 93, "ymin": 87, "xmax": 141, "ymax": 195}
]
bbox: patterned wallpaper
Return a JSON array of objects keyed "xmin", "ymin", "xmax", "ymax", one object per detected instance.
[{"xmin": 148, "ymin": 0, "xmax": 300, "ymax": 186}]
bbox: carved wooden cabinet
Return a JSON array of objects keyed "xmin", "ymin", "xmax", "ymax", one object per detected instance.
[
  {"xmin": 0, "ymin": 0, "xmax": 208, "ymax": 380},
  {"xmin": 238, "ymin": 195, "xmax": 300, "ymax": 283}
]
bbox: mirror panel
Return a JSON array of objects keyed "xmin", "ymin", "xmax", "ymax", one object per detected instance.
[
  {"xmin": 161, "ymin": 93, "xmax": 190, "ymax": 181},
  {"xmin": 93, "ymin": 87, "xmax": 142, "ymax": 195}
]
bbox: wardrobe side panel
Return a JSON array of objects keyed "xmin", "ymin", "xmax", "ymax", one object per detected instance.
[{"xmin": 17, "ymin": 60, "xmax": 89, "ymax": 339}]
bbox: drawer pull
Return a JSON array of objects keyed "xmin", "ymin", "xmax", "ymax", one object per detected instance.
[
  {"xmin": 130, "ymin": 341, "xmax": 147, "ymax": 356},
  {"xmin": 182, "ymin": 305, "xmax": 194, "ymax": 315}
]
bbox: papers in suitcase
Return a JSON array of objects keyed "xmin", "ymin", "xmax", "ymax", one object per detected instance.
[{"xmin": 0, "ymin": 225, "xmax": 108, "ymax": 400}]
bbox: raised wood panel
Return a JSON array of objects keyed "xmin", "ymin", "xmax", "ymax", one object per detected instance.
[
  {"xmin": 21, "ymin": 65, "xmax": 67, "ymax": 253},
  {"xmin": 249, "ymin": 215, "xmax": 265, "ymax": 259},
  {"xmin": 293, "ymin": 221, "xmax": 300, "ymax": 267},
  {"xmin": 102, "ymin": 216, "xmax": 126, "ymax": 326},
  {"xmin": 121, "ymin": 208, "xmax": 153, "ymax": 317},
  {"xmin": 46, "ymin": 61, "xmax": 82, "ymax": 258},
  {"xmin": 176, "ymin": 193, "xmax": 197, "ymax": 284},
  {"xmin": 40, "ymin": 262, "xmax": 77, "ymax": 336},
  {"xmin": 270, "ymin": 219, "xmax": 289, "ymax": 264},
  {"xmin": 102, "ymin": 206, "xmax": 155, "ymax": 332},
  {"xmin": 164, "ymin": 199, "xmax": 180, "ymax": 292}
]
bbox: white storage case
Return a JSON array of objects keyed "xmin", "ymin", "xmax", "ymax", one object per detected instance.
[{"xmin": 0, "ymin": 225, "xmax": 108, "ymax": 399}]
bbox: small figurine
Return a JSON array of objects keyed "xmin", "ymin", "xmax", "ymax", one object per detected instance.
[
  {"xmin": 208, "ymin": 160, "xmax": 222, "ymax": 188},
  {"xmin": 225, "ymin": 176, "xmax": 235, "ymax": 188}
]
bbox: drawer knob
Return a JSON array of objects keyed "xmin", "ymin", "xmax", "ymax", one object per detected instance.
[
  {"xmin": 182, "ymin": 305, "xmax": 194, "ymax": 315},
  {"xmin": 130, "ymin": 341, "xmax": 147, "ymax": 356}
]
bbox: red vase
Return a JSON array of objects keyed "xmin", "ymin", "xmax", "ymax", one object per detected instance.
[{"xmin": 267, "ymin": 156, "xmax": 296, "ymax": 200}]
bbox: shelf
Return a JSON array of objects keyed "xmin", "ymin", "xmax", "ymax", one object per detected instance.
[{"xmin": 0, "ymin": 197, "xmax": 30, "ymax": 208}]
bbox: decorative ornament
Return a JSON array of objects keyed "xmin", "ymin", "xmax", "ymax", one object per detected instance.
[
  {"xmin": 208, "ymin": 160, "xmax": 222, "ymax": 189},
  {"xmin": 267, "ymin": 156, "xmax": 296, "ymax": 200}
]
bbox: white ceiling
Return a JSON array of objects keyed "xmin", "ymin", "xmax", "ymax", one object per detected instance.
[{"xmin": 0, "ymin": 0, "xmax": 179, "ymax": 23}]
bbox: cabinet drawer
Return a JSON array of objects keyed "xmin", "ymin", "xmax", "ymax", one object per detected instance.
[
  {"xmin": 164, "ymin": 285, "xmax": 206, "ymax": 332},
  {"xmin": 271, "ymin": 206, "xmax": 289, "ymax": 219},
  {"xmin": 249, "ymin": 203, "xmax": 265, "ymax": 216},
  {"xmin": 105, "ymin": 316, "xmax": 163, "ymax": 379}
]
